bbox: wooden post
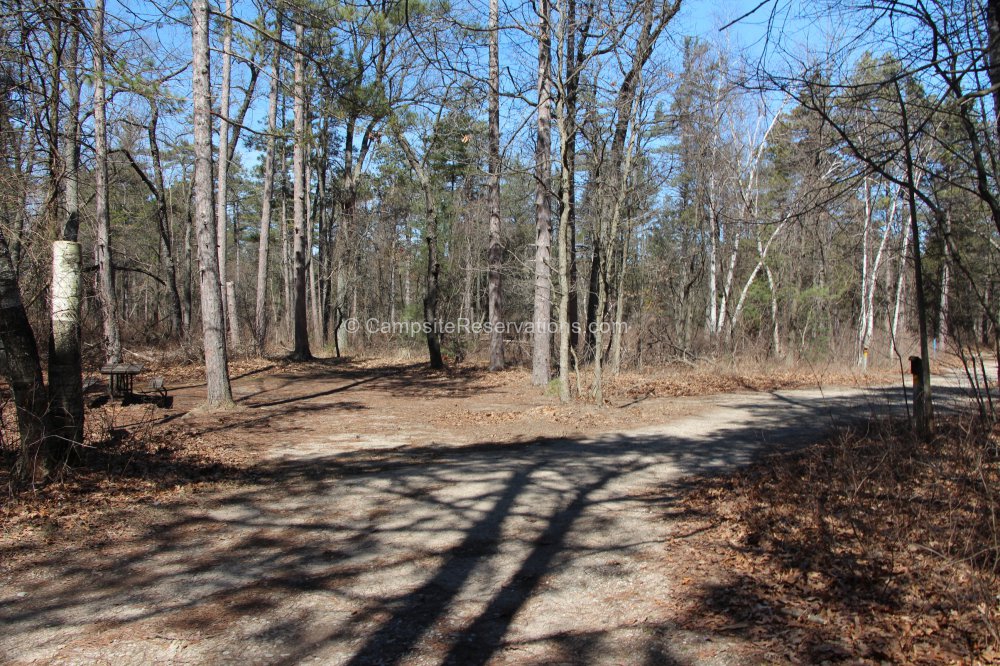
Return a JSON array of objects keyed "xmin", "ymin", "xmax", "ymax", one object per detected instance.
[{"xmin": 910, "ymin": 355, "xmax": 925, "ymax": 433}]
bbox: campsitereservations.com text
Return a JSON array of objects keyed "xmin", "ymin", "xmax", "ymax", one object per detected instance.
[{"xmin": 345, "ymin": 318, "xmax": 629, "ymax": 337}]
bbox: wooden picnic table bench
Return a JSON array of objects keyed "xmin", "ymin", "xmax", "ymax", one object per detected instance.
[{"xmin": 99, "ymin": 363, "xmax": 144, "ymax": 399}]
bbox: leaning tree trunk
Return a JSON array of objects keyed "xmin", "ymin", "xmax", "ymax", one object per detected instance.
[
  {"xmin": 93, "ymin": 0, "xmax": 121, "ymax": 365},
  {"xmin": 191, "ymin": 0, "xmax": 234, "ymax": 408},
  {"xmin": 897, "ymin": 81, "xmax": 933, "ymax": 436},
  {"xmin": 148, "ymin": 104, "xmax": 184, "ymax": 337},
  {"xmin": 0, "ymin": 229, "xmax": 51, "ymax": 484}
]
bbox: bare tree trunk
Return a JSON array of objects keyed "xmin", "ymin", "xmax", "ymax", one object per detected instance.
[
  {"xmin": 937, "ymin": 211, "xmax": 951, "ymax": 342},
  {"xmin": 461, "ymin": 236, "xmax": 473, "ymax": 322},
  {"xmin": 255, "ymin": 33, "xmax": 280, "ymax": 355},
  {"xmin": 290, "ymin": 21, "xmax": 312, "ymax": 361},
  {"xmin": 890, "ymin": 212, "xmax": 911, "ymax": 358},
  {"xmin": 183, "ymin": 196, "xmax": 193, "ymax": 334},
  {"xmin": 556, "ymin": 117, "xmax": 572, "ymax": 402},
  {"xmin": 392, "ymin": 125, "xmax": 444, "ymax": 369},
  {"xmin": 192, "ymin": 0, "xmax": 234, "ymax": 408},
  {"xmin": 281, "ymin": 194, "xmax": 291, "ymax": 339},
  {"xmin": 43, "ymin": 11, "xmax": 62, "ymax": 246},
  {"xmin": 729, "ymin": 220, "xmax": 788, "ymax": 337},
  {"xmin": 765, "ymin": 263, "xmax": 780, "ymax": 356},
  {"xmin": 92, "ymin": 0, "xmax": 121, "ymax": 364},
  {"xmin": 49, "ymin": 9, "xmax": 84, "ymax": 457},
  {"xmin": 706, "ymin": 178, "xmax": 719, "ymax": 335},
  {"xmin": 610, "ymin": 229, "xmax": 629, "ymax": 374},
  {"xmin": 591, "ymin": 0, "xmax": 670, "ymax": 399},
  {"xmin": 898, "ymin": 82, "xmax": 933, "ymax": 436},
  {"xmin": 48, "ymin": 241, "xmax": 82, "ymax": 458},
  {"xmin": 61, "ymin": 4, "xmax": 81, "ymax": 242},
  {"xmin": 0, "ymin": 229, "xmax": 51, "ymax": 484},
  {"xmin": 216, "ymin": 0, "xmax": 234, "ymax": 347},
  {"xmin": 422, "ymin": 194, "xmax": 444, "ymax": 369},
  {"xmin": 307, "ymin": 162, "xmax": 322, "ymax": 345},
  {"xmin": 531, "ymin": 0, "xmax": 553, "ymax": 386},
  {"xmin": 148, "ymin": 104, "xmax": 184, "ymax": 337},
  {"xmin": 487, "ymin": 0, "xmax": 504, "ymax": 371}
]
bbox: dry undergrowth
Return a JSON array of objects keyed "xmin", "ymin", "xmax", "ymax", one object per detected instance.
[{"xmin": 669, "ymin": 416, "xmax": 1000, "ymax": 664}]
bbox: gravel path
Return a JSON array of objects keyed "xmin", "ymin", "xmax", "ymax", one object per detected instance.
[{"xmin": 0, "ymin": 369, "xmax": 982, "ymax": 665}]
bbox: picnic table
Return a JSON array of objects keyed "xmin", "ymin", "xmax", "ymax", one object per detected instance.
[{"xmin": 99, "ymin": 363, "xmax": 144, "ymax": 399}]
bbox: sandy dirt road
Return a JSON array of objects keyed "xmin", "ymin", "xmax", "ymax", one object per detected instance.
[{"xmin": 0, "ymin": 364, "xmax": 981, "ymax": 665}]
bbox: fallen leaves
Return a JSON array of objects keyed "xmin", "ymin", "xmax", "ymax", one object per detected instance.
[{"xmin": 660, "ymin": 416, "xmax": 1000, "ymax": 664}]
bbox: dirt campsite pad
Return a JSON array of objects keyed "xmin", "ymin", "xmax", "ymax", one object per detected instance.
[{"xmin": 0, "ymin": 359, "xmax": 967, "ymax": 664}]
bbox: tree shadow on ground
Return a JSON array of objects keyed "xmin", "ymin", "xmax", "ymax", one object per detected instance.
[{"xmin": 0, "ymin": 373, "xmax": 986, "ymax": 664}]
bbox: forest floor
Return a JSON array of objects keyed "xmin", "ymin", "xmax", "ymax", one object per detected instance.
[{"xmin": 0, "ymin": 355, "xmax": 995, "ymax": 664}]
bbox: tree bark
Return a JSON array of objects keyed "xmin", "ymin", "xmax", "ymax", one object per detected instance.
[
  {"xmin": 897, "ymin": 81, "xmax": 933, "ymax": 436},
  {"xmin": 290, "ymin": 21, "xmax": 312, "ymax": 361},
  {"xmin": 532, "ymin": 0, "xmax": 553, "ymax": 386},
  {"xmin": 216, "ymin": 0, "xmax": 237, "ymax": 348},
  {"xmin": 49, "ymin": 7, "xmax": 84, "ymax": 458},
  {"xmin": 192, "ymin": 0, "xmax": 234, "ymax": 408},
  {"xmin": 148, "ymin": 104, "xmax": 184, "ymax": 337},
  {"xmin": 93, "ymin": 0, "xmax": 121, "ymax": 364},
  {"xmin": 0, "ymin": 228, "xmax": 51, "ymax": 484},
  {"xmin": 487, "ymin": 0, "xmax": 504, "ymax": 371},
  {"xmin": 48, "ymin": 241, "xmax": 83, "ymax": 455},
  {"xmin": 255, "ymin": 32, "xmax": 280, "ymax": 355},
  {"xmin": 937, "ymin": 211, "xmax": 951, "ymax": 342},
  {"xmin": 61, "ymin": 3, "xmax": 81, "ymax": 242}
]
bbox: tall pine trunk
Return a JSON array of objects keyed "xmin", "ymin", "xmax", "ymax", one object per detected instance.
[
  {"xmin": 290, "ymin": 21, "xmax": 312, "ymax": 360},
  {"xmin": 148, "ymin": 104, "xmax": 184, "ymax": 337},
  {"xmin": 255, "ymin": 32, "xmax": 280, "ymax": 355},
  {"xmin": 93, "ymin": 0, "xmax": 121, "ymax": 364},
  {"xmin": 487, "ymin": 0, "xmax": 504, "ymax": 370},
  {"xmin": 192, "ymin": 0, "xmax": 234, "ymax": 408},
  {"xmin": 216, "ymin": 0, "xmax": 240, "ymax": 349},
  {"xmin": 531, "ymin": 0, "xmax": 553, "ymax": 385}
]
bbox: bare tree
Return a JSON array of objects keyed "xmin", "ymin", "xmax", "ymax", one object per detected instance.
[
  {"xmin": 49, "ymin": 4, "xmax": 84, "ymax": 455},
  {"xmin": 255, "ymin": 24, "xmax": 281, "ymax": 355},
  {"xmin": 391, "ymin": 120, "xmax": 445, "ymax": 369},
  {"xmin": 191, "ymin": 0, "xmax": 234, "ymax": 408},
  {"xmin": 0, "ymin": 229, "xmax": 51, "ymax": 483},
  {"xmin": 487, "ymin": 0, "xmax": 504, "ymax": 371},
  {"xmin": 290, "ymin": 20, "xmax": 312, "ymax": 361},
  {"xmin": 531, "ymin": 0, "xmax": 553, "ymax": 386},
  {"xmin": 93, "ymin": 0, "xmax": 121, "ymax": 364}
]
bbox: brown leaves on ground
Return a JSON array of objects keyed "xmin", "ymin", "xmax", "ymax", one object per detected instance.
[
  {"xmin": 605, "ymin": 363, "xmax": 895, "ymax": 401},
  {"xmin": 662, "ymin": 416, "xmax": 1000, "ymax": 665},
  {"xmin": 0, "ymin": 401, "xmax": 253, "ymax": 541}
]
